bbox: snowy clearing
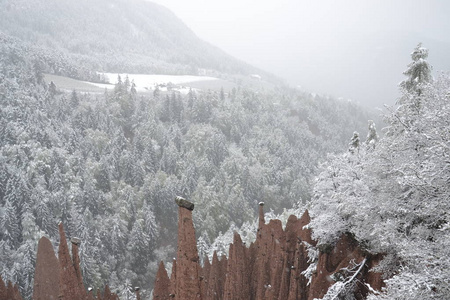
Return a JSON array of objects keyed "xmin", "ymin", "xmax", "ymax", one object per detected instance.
[
  {"xmin": 101, "ymin": 72, "xmax": 218, "ymax": 86},
  {"xmin": 99, "ymin": 72, "xmax": 221, "ymax": 94},
  {"xmin": 44, "ymin": 73, "xmax": 231, "ymax": 95}
]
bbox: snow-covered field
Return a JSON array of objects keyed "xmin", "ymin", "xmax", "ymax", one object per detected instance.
[
  {"xmin": 97, "ymin": 72, "xmax": 220, "ymax": 94},
  {"xmin": 102, "ymin": 73, "xmax": 218, "ymax": 86},
  {"xmin": 44, "ymin": 73, "xmax": 234, "ymax": 94}
]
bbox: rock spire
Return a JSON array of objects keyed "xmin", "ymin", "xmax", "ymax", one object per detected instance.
[
  {"xmin": 0, "ymin": 223, "xmax": 120, "ymax": 300},
  {"xmin": 58, "ymin": 222, "xmax": 88, "ymax": 300},
  {"xmin": 33, "ymin": 236, "xmax": 60, "ymax": 300},
  {"xmin": 174, "ymin": 196, "xmax": 202, "ymax": 299},
  {"xmin": 153, "ymin": 261, "xmax": 171, "ymax": 300}
]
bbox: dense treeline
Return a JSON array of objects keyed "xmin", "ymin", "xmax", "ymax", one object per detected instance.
[
  {"xmin": 0, "ymin": 36, "xmax": 373, "ymax": 298},
  {"xmin": 0, "ymin": 32, "xmax": 104, "ymax": 83}
]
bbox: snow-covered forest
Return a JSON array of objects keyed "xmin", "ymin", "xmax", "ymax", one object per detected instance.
[
  {"xmin": 1, "ymin": 0, "xmax": 449, "ymax": 299},
  {"xmin": 0, "ymin": 31, "xmax": 373, "ymax": 298}
]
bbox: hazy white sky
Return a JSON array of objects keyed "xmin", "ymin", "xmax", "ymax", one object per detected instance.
[{"xmin": 150, "ymin": 0, "xmax": 450, "ymax": 107}]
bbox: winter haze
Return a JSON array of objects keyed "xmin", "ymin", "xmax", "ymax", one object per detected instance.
[
  {"xmin": 1, "ymin": 0, "xmax": 449, "ymax": 299},
  {"xmin": 151, "ymin": 0, "xmax": 450, "ymax": 107}
]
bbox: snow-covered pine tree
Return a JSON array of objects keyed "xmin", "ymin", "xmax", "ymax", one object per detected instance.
[
  {"xmin": 365, "ymin": 120, "xmax": 378, "ymax": 149},
  {"xmin": 399, "ymin": 43, "xmax": 432, "ymax": 96},
  {"xmin": 197, "ymin": 231, "xmax": 211, "ymax": 266}
]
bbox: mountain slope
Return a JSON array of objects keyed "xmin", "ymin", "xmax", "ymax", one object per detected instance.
[
  {"xmin": 0, "ymin": 34, "xmax": 376, "ymax": 298},
  {"xmin": 0, "ymin": 0, "xmax": 265, "ymax": 77}
]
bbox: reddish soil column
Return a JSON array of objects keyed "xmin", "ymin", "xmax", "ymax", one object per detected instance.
[
  {"xmin": 153, "ymin": 261, "xmax": 171, "ymax": 300},
  {"xmin": 33, "ymin": 236, "xmax": 60, "ymax": 300},
  {"xmin": 175, "ymin": 198, "xmax": 202, "ymax": 299},
  {"xmin": 57, "ymin": 223, "xmax": 86, "ymax": 300}
]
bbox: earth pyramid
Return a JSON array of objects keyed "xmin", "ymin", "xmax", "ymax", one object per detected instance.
[{"xmin": 154, "ymin": 199, "xmax": 384, "ymax": 300}]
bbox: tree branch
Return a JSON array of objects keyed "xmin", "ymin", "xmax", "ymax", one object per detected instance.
[{"xmin": 330, "ymin": 257, "xmax": 367, "ymax": 300}]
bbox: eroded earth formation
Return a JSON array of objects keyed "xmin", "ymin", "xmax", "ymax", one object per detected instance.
[
  {"xmin": 153, "ymin": 200, "xmax": 383, "ymax": 300},
  {"xmin": 0, "ymin": 199, "xmax": 383, "ymax": 300},
  {"xmin": 0, "ymin": 223, "xmax": 126, "ymax": 300}
]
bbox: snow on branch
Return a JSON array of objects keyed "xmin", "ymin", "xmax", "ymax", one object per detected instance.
[{"xmin": 318, "ymin": 257, "xmax": 368, "ymax": 300}]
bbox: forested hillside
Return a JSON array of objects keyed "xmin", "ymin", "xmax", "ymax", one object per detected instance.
[
  {"xmin": 0, "ymin": 30, "xmax": 374, "ymax": 298},
  {"xmin": 0, "ymin": 0, "xmax": 267, "ymax": 78},
  {"xmin": 201, "ymin": 43, "xmax": 450, "ymax": 300}
]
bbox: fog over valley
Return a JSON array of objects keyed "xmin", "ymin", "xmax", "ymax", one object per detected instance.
[{"xmin": 152, "ymin": 0, "xmax": 450, "ymax": 107}]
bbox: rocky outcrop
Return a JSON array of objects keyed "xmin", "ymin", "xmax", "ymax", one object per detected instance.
[
  {"xmin": 33, "ymin": 236, "xmax": 60, "ymax": 300},
  {"xmin": 175, "ymin": 196, "xmax": 195, "ymax": 211},
  {"xmin": 204, "ymin": 252, "xmax": 226, "ymax": 300},
  {"xmin": 0, "ymin": 277, "xmax": 6, "ymax": 300},
  {"xmin": 87, "ymin": 289, "xmax": 96, "ymax": 300},
  {"xmin": 169, "ymin": 258, "xmax": 177, "ymax": 298},
  {"xmin": 308, "ymin": 232, "xmax": 385, "ymax": 300},
  {"xmin": 101, "ymin": 285, "xmax": 119, "ymax": 300},
  {"xmin": 0, "ymin": 223, "xmax": 120, "ymax": 300},
  {"xmin": 174, "ymin": 198, "xmax": 202, "ymax": 299},
  {"xmin": 0, "ymin": 278, "xmax": 22, "ymax": 300},
  {"xmin": 223, "ymin": 232, "xmax": 250, "ymax": 300},
  {"xmin": 155, "ymin": 201, "xmax": 384, "ymax": 300},
  {"xmin": 199, "ymin": 255, "xmax": 210, "ymax": 300},
  {"xmin": 1, "ymin": 201, "xmax": 383, "ymax": 300},
  {"xmin": 58, "ymin": 222, "xmax": 88, "ymax": 300},
  {"xmin": 153, "ymin": 261, "xmax": 171, "ymax": 300},
  {"xmin": 96, "ymin": 289, "xmax": 102, "ymax": 300}
]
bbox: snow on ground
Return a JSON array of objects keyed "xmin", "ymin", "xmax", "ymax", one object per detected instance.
[
  {"xmin": 81, "ymin": 81, "xmax": 115, "ymax": 90},
  {"xmin": 102, "ymin": 73, "xmax": 218, "ymax": 86},
  {"xmin": 92, "ymin": 72, "xmax": 220, "ymax": 94},
  {"xmin": 44, "ymin": 73, "xmax": 227, "ymax": 95}
]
